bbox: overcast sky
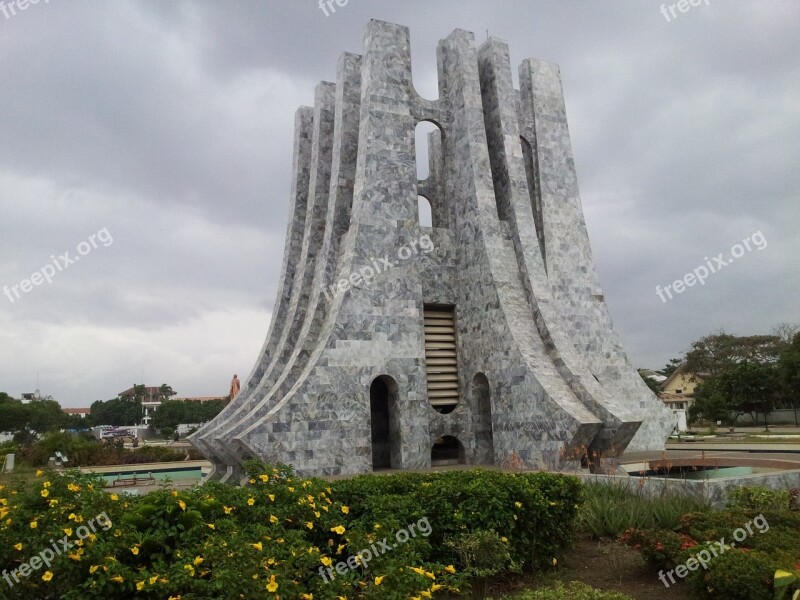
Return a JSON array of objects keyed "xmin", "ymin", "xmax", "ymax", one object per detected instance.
[{"xmin": 1, "ymin": 0, "xmax": 797, "ymax": 407}]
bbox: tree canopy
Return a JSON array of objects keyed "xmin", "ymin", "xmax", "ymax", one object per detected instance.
[
  {"xmin": 87, "ymin": 397, "xmax": 142, "ymax": 427},
  {"xmin": 150, "ymin": 399, "xmax": 228, "ymax": 431},
  {"xmin": 0, "ymin": 395, "xmax": 67, "ymax": 436},
  {"xmin": 683, "ymin": 331, "xmax": 787, "ymax": 376}
]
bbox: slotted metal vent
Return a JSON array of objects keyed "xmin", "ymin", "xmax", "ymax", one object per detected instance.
[{"xmin": 424, "ymin": 306, "xmax": 459, "ymax": 413}]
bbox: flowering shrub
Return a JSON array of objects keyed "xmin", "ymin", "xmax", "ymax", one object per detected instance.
[
  {"xmin": 622, "ymin": 489, "xmax": 800, "ymax": 600},
  {"xmin": 619, "ymin": 528, "xmax": 697, "ymax": 569},
  {"xmin": 330, "ymin": 469, "xmax": 584, "ymax": 571},
  {"xmin": 0, "ymin": 464, "xmax": 583, "ymax": 598}
]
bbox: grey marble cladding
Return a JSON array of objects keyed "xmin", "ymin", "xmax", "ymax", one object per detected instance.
[{"xmin": 189, "ymin": 20, "xmax": 671, "ymax": 480}]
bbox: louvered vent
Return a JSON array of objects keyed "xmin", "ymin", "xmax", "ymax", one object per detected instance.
[{"xmin": 424, "ymin": 306, "xmax": 459, "ymax": 413}]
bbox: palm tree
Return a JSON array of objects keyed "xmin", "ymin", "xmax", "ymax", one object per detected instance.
[{"xmin": 158, "ymin": 384, "xmax": 176, "ymax": 402}]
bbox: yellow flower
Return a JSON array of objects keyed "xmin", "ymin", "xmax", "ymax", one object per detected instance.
[
  {"xmin": 67, "ymin": 483, "xmax": 81, "ymax": 492},
  {"xmin": 330, "ymin": 525, "xmax": 346, "ymax": 535},
  {"xmin": 110, "ymin": 494, "xmax": 119, "ymax": 501},
  {"xmin": 444, "ymin": 565, "xmax": 456, "ymax": 573},
  {"xmin": 336, "ymin": 544, "xmax": 345, "ymax": 554},
  {"xmin": 514, "ymin": 501, "xmax": 522, "ymax": 508},
  {"xmin": 42, "ymin": 571, "xmax": 53, "ymax": 581},
  {"xmin": 68, "ymin": 513, "xmax": 77, "ymax": 521},
  {"xmin": 183, "ymin": 564, "xmax": 195, "ymax": 576},
  {"xmin": 375, "ymin": 575, "xmax": 385, "ymax": 585},
  {"xmin": 110, "ymin": 575, "xmax": 124, "ymax": 583},
  {"xmin": 266, "ymin": 575, "xmax": 278, "ymax": 592},
  {"xmin": 193, "ymin": 556, "xmax": 204, "ymax": 566},
  {"xmin": 130, "ymin": 546, "xmax": 139, "ymax": 555},
  {"xmin": 136, "ymin": 581, "xmax": 145, "ymax": 591},
  {"xmin": 251, "ymin": 542, "xmax": 263, "ymax": 551},
  {"xmin": 89, "ymin": 565, "xmax": 99, "ymax": 574},
  {"xmin": 421, "ymin": 592, "xmax": 432, "ymax": 598},
  {"xmin": 178, "ymin": 500, "xmax": 187, "ymax": 511},
  {"xmin": 501, "ymin": 536, "xmax": 508, "ymax": 543},
  {"xmin": 49, "ymin": 499, "xmax": 59, "ymax": 507},
  {"xmin": 29, "ymin": 521, "xmax": 38, "ymax": 529},
  {"xmin": 551, "ymin": 558, "xmax": 557, "ymax": 566},
  {"xmin": 149, "ymin": 575, "xmax": 158, "ymax": 584},
  {"xmin": 269, "ymin": 515, "xmax": 278, "ymax": 524},
  {"xmin": 207, "ymin": 523, "xmax": 215, "ymax": 530},
  {"xmin": 301, "ymin": 594, "xmax": 313, "ymax": 599},
  {"xmin": 259, "ymin": 474, "xmax": 269, "ymax": 482},
  {"xmin": 40, "ymin": 489, "xmax": 49, "ymax": 498},
  {"xmin": 64, "ymin": 528, "xmax": 73, "ymax": 536},
  {"xmin": 247, "ymin": 498, "xmax": 255, "ymax": 506},
  {"xmin": 431, "ymin": 584, "xmax": 443, "ymax": 591},
  {"xmin": 35, "ymin": 469, "xmax": 43, "ymax": 477},
  {"xmin": 223, "ymin": 506, "xmax": 234, "ymax": 514},
  {"xmin": 68, "ymin": 552, "xmax": 81, "ymax": 561},
  {"xmin": 43, "ymin": 481, "xmax": 51, "ymax": 488},
  {"xmin": 268, "ymin": 494, "xmax": 275, "ymax": 502},
  {"xmin": 13, "ymin": 543, "xmax": 22, "ymax": 551},
  {"xmin": 341, "ymin": 506, "xmax": 350, "ymax": 514},
  {"xmin": 409, "ymin": 566, "xmax": 426, "ymax": 577},
  {"xmin": 321, "ymin": 556, "xmax": 332, "ymax": 567},
  {"xmin": 305, "ymin": 521, "xmax": 314, "ymax": 529}
]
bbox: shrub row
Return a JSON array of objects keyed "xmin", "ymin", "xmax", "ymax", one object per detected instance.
[
  {"xmin": 13, "ymin": 432, "xmax": 202, "ymax": 467},
  {"xmin": 330, "ymin": 469, "xmax": 584, "ymax": 572},
  {"xmin": 0, "ymin": 464, "xmax": 584, "ymax": 599},
  {"xmin": 615, "ymin": 484, "xmax": 800, "ymax": 600}
]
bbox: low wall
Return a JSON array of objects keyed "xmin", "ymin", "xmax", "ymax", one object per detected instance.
[
  {"xmin": 734, "ymin": 409, "xmax": 800, "ymax": 426},
  {"xmin": 575, "ymin": 469, "xmax": 800, "ymax": 508}
]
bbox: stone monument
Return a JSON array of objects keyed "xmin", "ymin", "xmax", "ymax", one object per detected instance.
[{"xmin": 190, "ymin": 20, "xmax": 672, "ymax": 480}]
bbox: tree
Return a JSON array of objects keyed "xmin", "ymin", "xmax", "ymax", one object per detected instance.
[
  {"xmin": 87, "ymin": 398, "xmax": 142, "ymax": 427},
  {"xmin": 657, "ymin": 358, "xmax": 683, "ymax": 378},
  {"xmin": 150, "ymin": 399, "xmax": 228, "ymax": 431},
  {"xmin": 0, "ymin": 395, "xmax": 65, "ymax": 437},
  {"xmin": 158, "ymin": 384, "xmax": 176, "ymax": 402},
  {"xmin": 132, "ymin": 384, "xmax": 148, "ymax": 403},
  {"xmin": 777, "ymin": 333, "xmax": 800, "ymax": 424},
  {"xmin": 773, "ymin": 322, "xmax": 800, "ymax": 345},
  {"xmin": 684, "ymin": 331, "xmax": 786, "ymax": 376},
  {"xmin": 0, "ymin": 395, "xmax": 28, "ymax": 432},
  {"xmin": 716, "ymin": 361, "xmax": 778, "ymax": 426},
  {"xmin": 688, "ymin": 384, "xmax": 730, "ymax": 424}
]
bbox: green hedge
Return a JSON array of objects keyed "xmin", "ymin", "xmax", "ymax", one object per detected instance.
[
  {"xmin": 0, "ymin": 465, "xmax": 583, "ymax": 599},
  {"xmin": 330, "ymin": 469, "xmax": 584, "ymax": 571}
]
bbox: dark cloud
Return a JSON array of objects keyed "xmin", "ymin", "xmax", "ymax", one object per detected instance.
[{"xmin": 0, "ymin": 0, "xmax": 797, "ymax": 406}]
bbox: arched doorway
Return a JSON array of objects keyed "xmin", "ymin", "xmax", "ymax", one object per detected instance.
[{"xmin": 370, "ymin": 375, "xmax": 400, "ymax": 470}]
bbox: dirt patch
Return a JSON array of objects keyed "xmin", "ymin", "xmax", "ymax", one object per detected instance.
[{"xmin": 477, "ymin": 535, "xmax": 695, "ymax": 600}]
